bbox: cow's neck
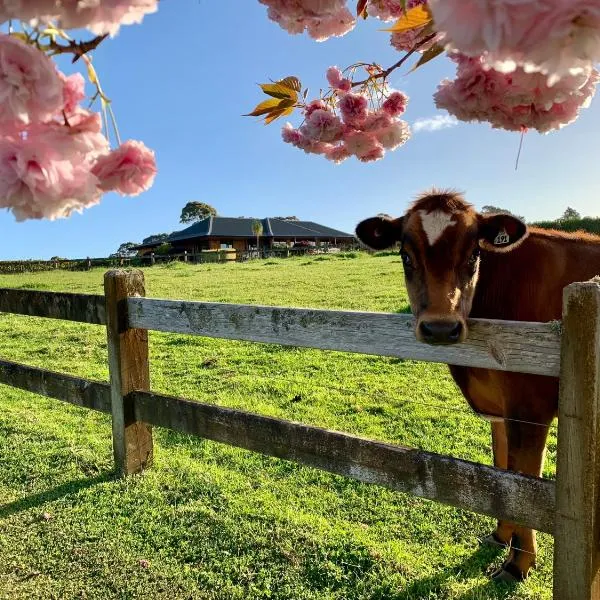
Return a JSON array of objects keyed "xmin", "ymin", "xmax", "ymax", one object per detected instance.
[{"xmin": 472, "ymin": 228, "xmax": 600, "ymax": 322}]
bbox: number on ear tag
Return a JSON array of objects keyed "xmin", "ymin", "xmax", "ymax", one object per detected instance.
[{"xmin": 494, "ymin": 229, "xmax": 510, "ymax": 245}]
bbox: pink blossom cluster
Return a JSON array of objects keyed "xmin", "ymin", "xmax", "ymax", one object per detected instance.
[
  {"xmin": 429, "ymin": 0, "xmax": 600, "ymax": 84},
  {"xmin": 282, "ymin": 68, "xmax": 410, "ymax": 163},
  {"xmin": 0, "ymin": 0, "xmax": 158, "ymax": 36},
  {"xmin": 258, "ymin": 0, "xmax": 355, "ymax": 41},
  {"xmin": 434, "ymin": 53, "xmax": 599, "ymax": 134},
  {"xmin": 0, "ymin": 34, "xmax": 156, "ymax": 221}
]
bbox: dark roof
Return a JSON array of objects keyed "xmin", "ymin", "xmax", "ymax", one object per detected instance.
[{"xmin": 165, "ymin": 217, "xmax": 353, "ymax": 244}]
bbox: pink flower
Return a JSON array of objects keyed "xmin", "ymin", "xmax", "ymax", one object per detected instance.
[
  {"xmin": 324, "ymin": 144, "xmax": 351, "ymax": 163},
  {"xmin": 326, "ymin": 66, "xmax": 344, "ymax": 88},
  {"xmin": 62, "ymin": 73, "xmax": 86, "ymax": 116},
  {"xmin": 358, "ymin": 145, "xmax": 385, "ymax": 163},
  {"xmin": 338, "ymin": 93, "xmax": 368, "ymax": 126},
  {"xmin": 343, "ymin": 130, "xmax": 383, "ymax": 159},
  {"xmin": 304, "ymin": 99, "xmax": 329, "ymax": 118},
  {"xmin": 382, "ymin": 91, "xmax": 408, "ymax": 117},
  {"xmin": 282, "ymin": 122, "xmax": 303, "ymax": 145},
  {"xmin": 429, "ymin": 0, "xmax": 600, "ymax": 84},
  {"xmin": 362, "ymin": 109, "xmax": 393, "ymax": 132},
  {"xmin": 302, "ymin": 109, "xmax": 344, "ymax": 142},
  {"xmin": 367, "ymin": 0, "xmax": 427, "ymax": 21},
  {"xmin": 92, "ymin": 140, "xmax": 156, "ymax": 196},
  {"xmin": 376, "ymin": 121, "xmax": 411, "ymax": 149},
  {"xmin": 0, "ymin": 1, "xmax": 158, "ymax": 36},
  {"xmin": 434, "ymin": 53, "xmax": 599, "ymax": 133},
  {"xmin": 259, "ymin": 0, "xmax": 356, "ymax": 41},
  {"xmin": 56, "ymin": 0, "xmax": 160, "ymax": 37},
  {"xmin": 0, "ymin": 34, "xmax": 63, "ymax": 126},
  {"xmin": 391, "ymin": 28, "xmax": 441, "ymax": 53},
  {"xmin": 0, "ymin": 133, "xmax": 101, "ymax": 221}
]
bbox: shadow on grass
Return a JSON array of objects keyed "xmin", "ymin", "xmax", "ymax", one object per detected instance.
[
  {"xmin": 397, "ymin": 542, "xmax": 518, "ymax": 600},
  {"xmin": 0, "ymin": 472, "xmax": 111, "ymax": 519}
]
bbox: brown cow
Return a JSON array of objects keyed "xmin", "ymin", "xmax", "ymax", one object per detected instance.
[{"xmin": 355, "ymin": 189, "xmax": 600, "ymax": 582}]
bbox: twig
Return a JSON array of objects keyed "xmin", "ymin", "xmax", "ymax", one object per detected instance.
[
  {"xmin": 351, "ymin": 32, "xmax": 437, "ymax": 87},
  {"xmin": 45, "ymin": 33, "xmax": 108, "ymax": 63}
]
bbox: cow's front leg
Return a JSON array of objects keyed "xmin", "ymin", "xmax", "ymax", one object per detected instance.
[
  {"xmin": 491, "ymin": 420, "xmax": 551, "ymax": 583},
  {"xmin": 482, "ymin": 420, "xmax": 515, "ymax": 548}
]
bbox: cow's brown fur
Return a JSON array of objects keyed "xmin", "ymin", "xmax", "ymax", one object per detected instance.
[{"xmin": 355, "ymin": 189, "xmax": 600, "ymax": 582}]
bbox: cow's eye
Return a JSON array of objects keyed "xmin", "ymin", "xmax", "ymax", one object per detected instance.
[{"xmin": 400, "ymin": 251, "xmax": 413, "ymax": 269}]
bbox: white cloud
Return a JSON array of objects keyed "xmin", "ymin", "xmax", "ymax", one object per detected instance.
[{"xmin": 412, "ymin": 114, "xmax": 459, "ymax": 133}]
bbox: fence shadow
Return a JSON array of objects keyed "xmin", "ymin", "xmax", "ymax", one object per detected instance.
[
  {"xmin": 0, "ymin": 472, "xmax": 111, "ymax": 520},
  {"xmin": 397, "ymin": 542, "xmax": 518, "ymax": 599}
]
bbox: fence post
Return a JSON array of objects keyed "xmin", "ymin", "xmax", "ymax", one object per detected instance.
[
  {"xmin": 104, "ymin": 269, "xmax": 153, "ymax": 477},
  {"xmin": 554, "ymin": 281, "xmax": 600, "ymax": 599}
]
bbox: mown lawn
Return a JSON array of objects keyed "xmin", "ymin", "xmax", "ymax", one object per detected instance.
[{"xmin": 0, "ymin": 255, "xmax": 555, "ymax": 599}]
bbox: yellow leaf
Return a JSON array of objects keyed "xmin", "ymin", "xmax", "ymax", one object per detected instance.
[
  {"xmin": 264, "ymin": 105, "xmax": 294, "ymax": 125},
  {"xmin": 245, "ymin": 98, "xmax": 296, "ymax": 119},
  {"xmin": 244, "ymin": 98, "xmax": 285, "ymax": 117},
  {"xmin": 259, "ymin": 83, "xmax": 298, "ymax": 101},
  {"xmin": 408, "ymin": 43, "xmax": 444, "ymax": 73},
  {"xmin": 277, "ymin": 76, "xmax": 301, "ymax": 92},
  {"xmin": 383, "ymin": 5, "xmax": 431, "ymax": 32}
]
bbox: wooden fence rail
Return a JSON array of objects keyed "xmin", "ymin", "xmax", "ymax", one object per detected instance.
[{"xmin": 0, "ymin": 270, "xmax": 598, "ymax": 599}]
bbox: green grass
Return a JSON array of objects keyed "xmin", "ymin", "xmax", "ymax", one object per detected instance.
[{"xmin": 0, "ymin": 256, "xmax": 555, "ymax": 599}]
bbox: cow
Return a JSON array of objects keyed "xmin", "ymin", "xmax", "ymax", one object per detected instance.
[{"xmin": 355, "ymin": 189, "xmax": 600, "ymax": 583}]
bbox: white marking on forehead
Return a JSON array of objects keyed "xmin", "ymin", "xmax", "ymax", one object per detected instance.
[{"xmin": 418, "ymin": 210, "xmax": 457, "ymax": 245}]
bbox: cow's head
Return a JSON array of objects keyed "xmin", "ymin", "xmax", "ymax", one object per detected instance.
[{"xmin": 355, "ymin": 190, "xmax": 528, "ymax": 344}]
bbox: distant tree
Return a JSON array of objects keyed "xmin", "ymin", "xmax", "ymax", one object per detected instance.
[
  {"xmin": 155, "ymin": 242, "xmax": 173, "ymax": 256},
  {"xmin": 142, "ymin": 233, "xmax": 169, "ymax": 245},
  {"xmin": 559, "ymin": 207, "xmax": 581, "ymax": 221},
  {"xmin": 251, "ymin": 220, "xmax": 263, "ymax": 252},
  {"xmin": 272, "ymin": 215, "xmax": 299, "ymax": 221},
  {"xmin": 481, "ymin": 205, "xmax": 525, "ymax": 222},
  {"xmin": 111, "ymin": 241, "xmax": 139, "ymax": 258},
  {"xmin": 180, "ymin": 202, "xmax": 217, "ymax": 224}
]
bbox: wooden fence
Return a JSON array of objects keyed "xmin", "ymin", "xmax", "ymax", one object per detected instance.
[
  {"xmin": 0, "ymin": 246, "xmax": 360, "ymax": 274},
  {"xmin": 0, "ymin": 269, "xmax": 598, "ymax": 599}
]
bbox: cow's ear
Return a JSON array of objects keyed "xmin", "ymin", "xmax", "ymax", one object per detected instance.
[
  {"xmin": 355, "ymin": 215, "xmax": 403, "ymax": 250},
  {"xmin": 478, "ymin": 213, "xmax": 528, "ymax": 253}
]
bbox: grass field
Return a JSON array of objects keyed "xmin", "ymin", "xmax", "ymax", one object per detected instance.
[{"xmin": 0, "ymin": 254, "xmax": 555, "ymax": 599}]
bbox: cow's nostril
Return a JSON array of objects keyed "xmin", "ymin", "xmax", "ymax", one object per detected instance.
[
  {"xmin": 419, "ymin": 320, "xmax": 463, "ymax": 345},
  {"xmin": 448, "ymin": 321, "xmax": 463, "ymax": 342}
]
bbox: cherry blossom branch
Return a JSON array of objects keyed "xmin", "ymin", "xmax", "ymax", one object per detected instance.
[
  {"xmin": 44, "ymin": 33, "xmax": 108, "ymax": 63},
  {"xmin": 351, "ymin": 32, "xmax": 437, "ymax": 87}
]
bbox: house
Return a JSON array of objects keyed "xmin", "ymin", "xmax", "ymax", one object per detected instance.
[{"xmin": 135, "ymin": 217, "xmax": 356, "ymax": 255}]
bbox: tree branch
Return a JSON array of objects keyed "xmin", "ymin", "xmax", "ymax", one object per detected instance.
[
  {"xmin": 45, "ymin": 33, "xmax": 108, "ymax": 63},
  {"xmin": 351, "ymin": 32, "xmax": 437, "ymax": 87}
]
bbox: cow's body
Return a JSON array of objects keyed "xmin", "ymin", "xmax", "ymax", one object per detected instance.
[{"xmin": 355, "ymin": 191, "xmax": 600, "ymax": 583}]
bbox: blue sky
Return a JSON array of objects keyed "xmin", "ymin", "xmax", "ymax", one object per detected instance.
[{"xmin": 2, "ymin": 2, "xmax": 600, "ymax": 259}]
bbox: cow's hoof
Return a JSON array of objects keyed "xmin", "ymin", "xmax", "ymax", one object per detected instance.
[{"xmin": 491, "ymin": 562, "xmax": 527, "ymax": 583}]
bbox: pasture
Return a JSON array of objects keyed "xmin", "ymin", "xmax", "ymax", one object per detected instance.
[{"xmin": 0, "ymin": 255, "xmax": 555, "ymax": 599}]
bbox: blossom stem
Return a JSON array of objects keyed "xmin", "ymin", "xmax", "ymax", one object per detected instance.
[{"xmin": 351, "ymin": 33, "xmax": 437, "ymax": 87}]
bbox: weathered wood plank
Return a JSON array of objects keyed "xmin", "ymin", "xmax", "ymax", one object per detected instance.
[
  {"xmin": 0, "ymin": 288, "xmax": 105, "ymax": 324},
  {"xmin": 0, "ymin": 358, "xmax": 110, "ymax": 412},
  {"xmin": 554, "ymin": 282, "xmax": 600, "ymax": 600},
  {"xmin": 105, "ymin": 270, "xmax": 152, "ymax": 476},
  {"xmin": 128, "ymin": 298, "xmax": 561, "ymax": 377},
  {"xmin": 132, "ymin": 389, "xmax": 556, "ymax": 533}
]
